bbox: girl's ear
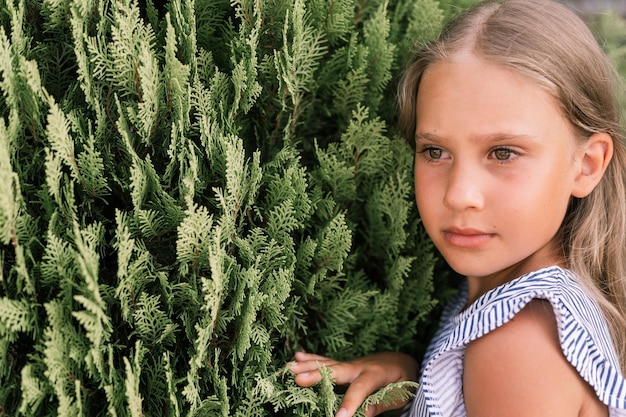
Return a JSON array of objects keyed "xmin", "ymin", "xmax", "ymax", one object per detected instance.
[{"xmin": 572, "ymin": 132, "xmax": 613, "ymax": 198}]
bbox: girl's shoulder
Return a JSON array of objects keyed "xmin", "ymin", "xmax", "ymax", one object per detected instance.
[
  {"xmin": 463, "ymin": 297, "xmax": 606, "ymax": 416},
  {"xmin": 455, "ymin": 266, "xmax": 626, "ymax": 410}
]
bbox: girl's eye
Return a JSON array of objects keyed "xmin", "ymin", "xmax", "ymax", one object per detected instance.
[
  {"xmin": 418, "ymin": 147, "xmax": 445, "ymax": 160},
  {"xmin": 492, "ymin": 147, "xmax": 514, "ymax": 161},
  {"xmin": 427, "ymin": 148, "xmax": 443, "ymax": 159}
]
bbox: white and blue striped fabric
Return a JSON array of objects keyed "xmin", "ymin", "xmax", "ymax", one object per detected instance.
[{"xmin": 405, "ymin": 266, "xmax": 626, "ymax": 416}]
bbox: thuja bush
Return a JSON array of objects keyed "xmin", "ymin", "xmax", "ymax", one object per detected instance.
[{"xmin": 0, "ymin": 0, "xmax": 457, "ymax": 415}]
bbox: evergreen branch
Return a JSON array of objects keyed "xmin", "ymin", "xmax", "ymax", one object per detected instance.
[
  {"xmin": 123, "ymin": 342, "xmax": 145, "ymax": 417},
  {"xmin": 318, "ymin": 366, "xmax": 338, "ymax": 417},
  {"xmin": 18, "ymin": 365, "xmax": 47, "ymax": 415},
  {"xmin": 45, "ymin": 100, "xmax": 81, "ymax": 183},
  {"xmin": 274, "ymin": 0, "xmax": 326, "ymax": 139},
  {"xmin": 78, "ymin": 131, "xmax": 110, "ymax": 198},
  {"xmin": 163, "ymin": 353, "xmax": 181, "ymax": 417},
  {"xmin": 163, "ymin": 12, "xmax": 192, "ymax": 162},
  {"xmin": 357, "ymin": 381, "xmax": 419, "ymax": 417},
  {"xmin": 176, "ymin": 203, "xmax": 213, "ymax": 274},
  {"xmin": 0, "ymin": 297, "xmax": 35, "ymax": 334},
  {"xmin": 5, "ymin": 0, "xmax": 28, "ymax": 56},
  {"xmin": 132, "ymin": 293, "xmax": 179, "ymax": 348},
  {"xmin": 169, "ymin": 0, "xmax": 197, "ymax": 65},
  {"xmin": 229, "ymin": 7, "xmax": 262, "ymax": 119},
  {"xmin": 42, "ymin": 301, "xmax": 82, "ymax": 416},
  {"xmin": 363, "ymin": 2, "xmax": 395, "ymax": 105},
  {"xmin": 313, "ymin": 213, "xmax": 351, "ymax": 274},
  {"xmin": 69, "ymin": 0, "xmax": 107, "ymax": 114},
  {"xmin": 109, "ymin": 0, "xmax": 155, "ymax": 101},
  {"xmin": 135, "ymin": 43, "xmax": 161, "ymax": 143},
  {"xmin": 0, "ymin": 120, "xmax": 22, "ymax": 247}
]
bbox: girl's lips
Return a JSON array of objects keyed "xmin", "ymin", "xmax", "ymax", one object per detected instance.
[{"xmin": 443, "ymin": 229, "xmax": 494, "ymax": 249}]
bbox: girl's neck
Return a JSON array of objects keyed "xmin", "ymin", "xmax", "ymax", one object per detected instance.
[{"xmin": 465, "ymin": 245, "xmax": 566, "ymax": 306}]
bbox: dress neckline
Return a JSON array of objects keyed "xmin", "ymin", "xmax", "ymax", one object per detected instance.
[{"xmin": 453, "ymin": 265, "xmax": 567, "ymax": 324}]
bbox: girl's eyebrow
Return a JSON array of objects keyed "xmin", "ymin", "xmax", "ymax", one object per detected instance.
[
  {"xmin": 414, "ymin": 132, "xmax": 441, "ymax": 143},
  {"xmin": 415, "ymin": 131, "xmax": 537, "ymax": 144}
]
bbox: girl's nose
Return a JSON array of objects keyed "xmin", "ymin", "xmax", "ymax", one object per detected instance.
[{"xmin": 443, "ymin": 162, "xmax": 485, "ymax": 211}]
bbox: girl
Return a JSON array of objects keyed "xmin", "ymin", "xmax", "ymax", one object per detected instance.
[{"xmin": 289, "ymin": 0, "xmax": 626, "ymax": 416}]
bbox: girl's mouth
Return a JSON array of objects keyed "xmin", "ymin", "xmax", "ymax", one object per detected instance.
[{"xmin": 443, "ymin": 228, "xmax": 495, "ymax": 249}]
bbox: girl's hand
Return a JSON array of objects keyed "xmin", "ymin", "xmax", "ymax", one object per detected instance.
[{"xmin": 288, "ymin": 351, "xmax": 419, "ymax": 417}]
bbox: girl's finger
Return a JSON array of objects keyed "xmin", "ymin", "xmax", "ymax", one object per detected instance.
[
  {"xmin": 334, "ymin": 374, "xmax": 379, "ymax": 417},
  {"xmin": 293, "ymin": 369, "xmax": 323, "ymax": 387},
  {"xmin": 294, "ymin": 351, "xmax": 331, "ymax": 362},
  {"xmin": 291, "ymin": 362, "xmax": 361, "ymax": 390},
  {"xmin": 289, "ymin": 359, "xmax": 336, "ymax": 374}
]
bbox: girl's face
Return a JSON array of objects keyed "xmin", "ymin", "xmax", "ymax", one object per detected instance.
[{"xmin": 414, "ymin": 56, "xmax": 585, "ymax": 298}]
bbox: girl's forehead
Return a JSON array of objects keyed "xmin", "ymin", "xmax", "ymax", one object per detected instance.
[
  {"xmin": 418, "ymin": 57, "xmax": 550, "ymax": 108},
  {"xmin": 415, "ymin": 56, "xmax": 576, "ymax": 146},
  {"xmin": 418, "ymin": 56, "xmax": 565, "ymax": 117}
]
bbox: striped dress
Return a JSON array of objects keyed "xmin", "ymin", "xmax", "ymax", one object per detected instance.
[{"xmin": 406, "ymin": 266, "xmax": 626, "ymax": 416}]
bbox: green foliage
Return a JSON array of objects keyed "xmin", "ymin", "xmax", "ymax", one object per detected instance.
[
  {"xmin": 587, "ymin": 10, "xmax": 626, "ymax": 112},
  {"xmin": 358, "ymin": 381, "xmax": 420, "ymax": 417},
  {"xmin": 0, "ymin": 0, "xmax": 457, "ymax": 415}
]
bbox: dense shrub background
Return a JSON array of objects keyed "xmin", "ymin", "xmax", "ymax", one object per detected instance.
[{"xmin": 1, "ymin": 0, "xmax": 624, "ymax": 416}]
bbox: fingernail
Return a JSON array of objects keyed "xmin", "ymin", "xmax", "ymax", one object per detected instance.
[
  {"xmin": 335, "ymin": 408, "xmax": 348, "ymax": 417},
  {"xmin": 286, "ymin": 361, "xmax": 297, "ymax": 367}
]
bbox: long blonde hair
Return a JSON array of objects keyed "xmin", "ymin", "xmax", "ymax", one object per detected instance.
[{"xmin": 398, "ymin": 0, "xmax": 626, "ymax": 371}]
